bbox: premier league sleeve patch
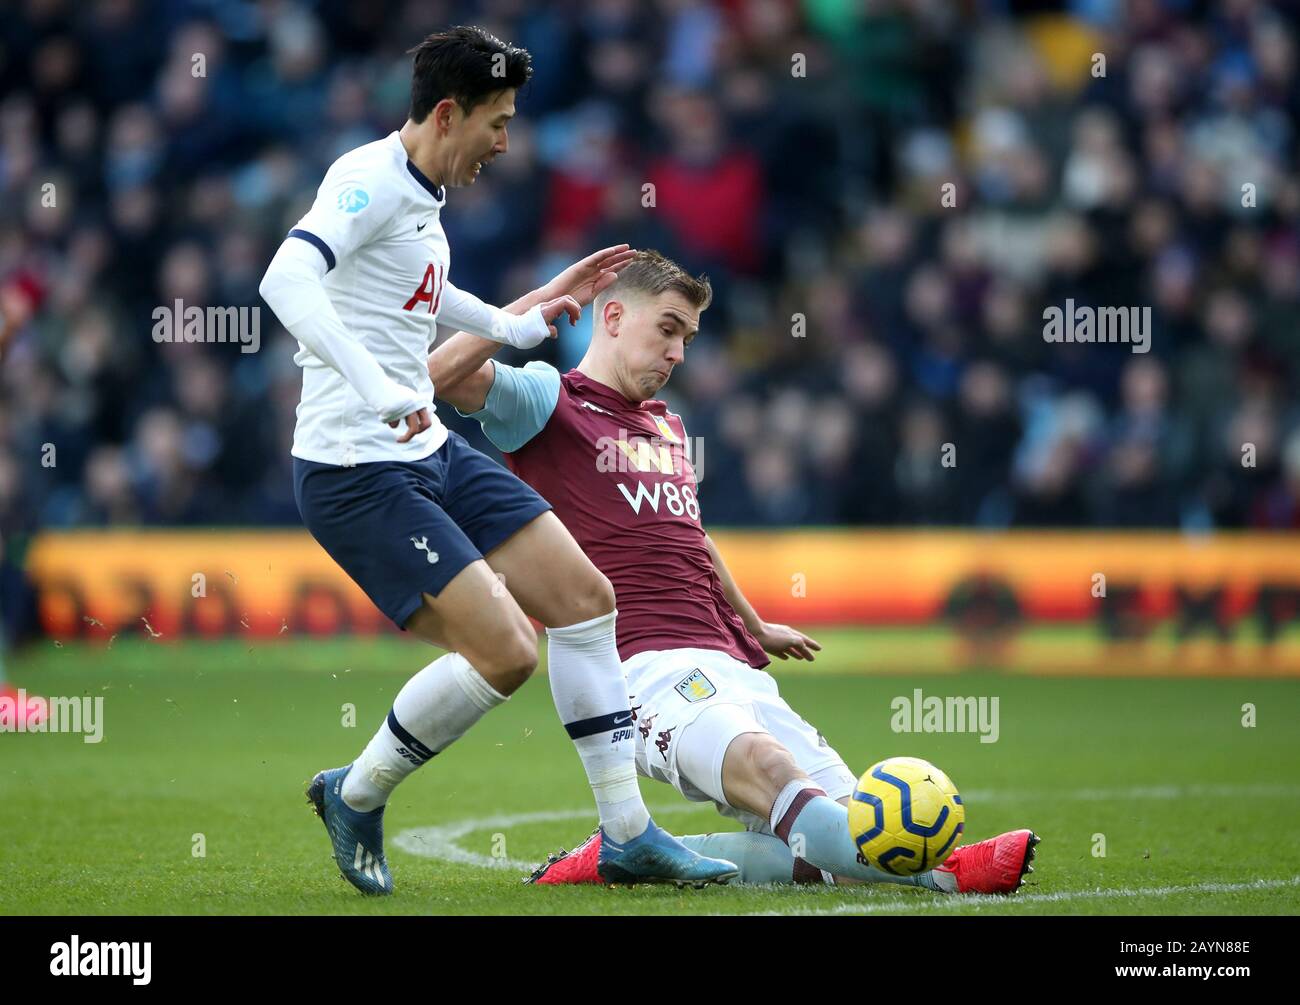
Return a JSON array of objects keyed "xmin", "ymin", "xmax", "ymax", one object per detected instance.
[
  {"xmin": 337, "ymin": 187, "xmax": 371, "ymax": 213},
  {"xmin": 674, "ymin": 668, "xmax": 716, "ymax": 703}
]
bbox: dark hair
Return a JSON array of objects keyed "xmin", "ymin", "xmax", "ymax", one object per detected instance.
[
  {"xmin": 408, "ymin": 26, "xmax": 533, "ymax": 121},
  {"xmin": 595, "ymin": 250, "xmax": 713, "ymax": 314}
]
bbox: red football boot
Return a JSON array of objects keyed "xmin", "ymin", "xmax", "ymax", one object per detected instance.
[
  {"xmin": 0, "ymin": 684, "xmax": 46, "ymax": 729},
  {"xmin": 934, "ymin": 829, "xmax": 1039, "ymax": 894},
  {"xmin": 526, "ymin": 829, "xmax": 603, "ymax": 885}
]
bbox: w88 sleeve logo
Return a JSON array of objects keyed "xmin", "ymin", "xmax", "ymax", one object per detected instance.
[{"xmin": 616, "ymin": 480, "xmax": 700, "ymax": 521}]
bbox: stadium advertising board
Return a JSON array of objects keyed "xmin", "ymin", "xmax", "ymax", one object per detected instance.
[{"xmin": 26, "ymin": 531, "xmax": 1300, "ymax": 675}]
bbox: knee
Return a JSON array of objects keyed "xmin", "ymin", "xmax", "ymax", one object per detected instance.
[
  {"xmin": 718, "ymin": 730, "xmax": 810, "ymax": 820},
  {"xmin": 558, "ymin": 568, "xmax": 616, "ymax": 626},
  {"xmin": 587, "ymin": 570, "xmax": 617, "ymax": 618},
  {"xmin": 481, "ymin": 623, "xmax": 538, "ymax": 695},
  {"xmin": 738, "ymin": 732, "xmax": 805, "ymax": 793}
]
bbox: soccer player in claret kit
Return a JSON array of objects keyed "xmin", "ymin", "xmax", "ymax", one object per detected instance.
[
  {"xmin": 258, "ymin": 28, "xmax": 737, "ymax": 893},
  {"xmin": 430, "ymin": 251, "xmax": 1039, "ymax": 892}
]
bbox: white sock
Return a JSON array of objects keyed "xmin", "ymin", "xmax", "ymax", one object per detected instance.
[
  {"xmin": 341, "ymin": 652, "xmax": 506, "ymax": 811},
  {"xmin": 545, "ymin": 609, "xmax": 649, "ymax": 843}
]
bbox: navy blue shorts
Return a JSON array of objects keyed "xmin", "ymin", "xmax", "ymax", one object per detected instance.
[{"xmin": 293, "ymin": 431, "xmax": 552, "ymax": 629}]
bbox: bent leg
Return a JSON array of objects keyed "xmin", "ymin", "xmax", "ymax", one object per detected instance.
[
  {"xmin": 341, "ymin": 561, "xmax": 538, "ymax": 812},
  {"xmin": 403, "ymin": 558, "xmax": 538, "ymax": 694},
  {"xmin": 484, "ymin": 513, "xmax": 651, "ymax": 843},
  {"xmin": 666, "ymin": 704, "xmax": 815, "ymax": 883},
  {"xmin": 483, "ymin": 511, "xmax": 615, "ymax": 628},
  {"xmin": 676, "ymin": 710, "xmax": 942, "ymax": 888}
]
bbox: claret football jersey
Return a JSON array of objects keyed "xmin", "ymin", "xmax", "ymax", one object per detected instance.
[{"xmin": 462, "ymin": 361, "xmax": 769, "ymax": 668}]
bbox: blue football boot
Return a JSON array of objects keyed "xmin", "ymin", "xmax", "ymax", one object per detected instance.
[
  {"xmin": 597, "ymin": 818, "xmax": 738, "ymax": 887},
  {"xmin": 306, "ymin": 765, "xmax": 392, "ymax": 895}
]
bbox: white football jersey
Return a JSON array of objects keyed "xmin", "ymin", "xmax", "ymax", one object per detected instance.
[{"xmin": 287, "ymin": 131, "xmax": 455, "ymax": 465}]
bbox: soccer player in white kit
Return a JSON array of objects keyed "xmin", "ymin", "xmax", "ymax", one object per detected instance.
[
  {"xmin": 429, "ymin": 250, "xmax": 1038, "ymax": 893},
  {"xmin": 258, "ymin": 27, "xmax": 735, "ymax": 894}
]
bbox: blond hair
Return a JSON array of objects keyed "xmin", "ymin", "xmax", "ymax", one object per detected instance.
[{"xmin": 594, "ymin": 249, "xmax": 712, "ymax": 316}]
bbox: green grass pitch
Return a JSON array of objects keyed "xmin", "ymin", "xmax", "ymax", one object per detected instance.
[{"xmin": 2, "ymin": 631, "xmax": 1298, "ymax": 915}]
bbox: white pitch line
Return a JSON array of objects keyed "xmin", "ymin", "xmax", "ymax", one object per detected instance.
[
  {"xmin": 393, "ymin": 805, "xmax": 705, "ymax": 871},
  {"xmin": 393, "ymin": 807, "xmax": 596, "ymax": 871},
  {"xmin": 393, "ymin": 781, "xmax": 1300, "ymax": 873},
  {"xmin": 738, "ymin": 876, "xmax": 1300, "ymax": 916}
]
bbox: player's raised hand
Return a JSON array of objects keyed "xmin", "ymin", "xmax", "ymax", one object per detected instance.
[
  {"xmin": 754, "ymin": 622, "xmax": 823, "ymax": 662},
  {"xmin": 539, "ymin": 295, "xmax": 582, "ymax": 339},
  {"xmin": 389, "ymin": 407, "xmax": 432, "ymax": 443},
  {"xmin": 541, "ymin": 244, "xmax": 638, "ymax": 307}
]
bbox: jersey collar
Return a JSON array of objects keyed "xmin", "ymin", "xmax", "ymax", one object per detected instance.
[
  {"xmin": 567, "ymin": 369, "xmax": 665, "ymax": 414},
  {"xmin": 405, "ymin": 158, "xmax": 446, "ymax": 206}
]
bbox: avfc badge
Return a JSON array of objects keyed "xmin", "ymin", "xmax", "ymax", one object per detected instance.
[
  {"xmin": 674, "ymin": 668, "xmax": 715, "ymax": 703},
  {"xmin": 652, "ymin": 414, "xmax": 680, "ymax": 443}
]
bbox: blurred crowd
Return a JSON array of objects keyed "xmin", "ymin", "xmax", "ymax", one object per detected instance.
[{"xmin": 2, "ymin": 0, "xmax": 1300, "ymax": 540}]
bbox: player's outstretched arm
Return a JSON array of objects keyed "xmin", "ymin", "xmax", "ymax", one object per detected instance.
[
  {"xmin": 704, "ymin": 533, "xmax": 822, "ymax": 661},
  {"xmin": 430, "ymin": 244, "xmax": 636, "ymax": 412},
  {"xmin": 430, "ymin": 295, "xmax": 578, "ymax": 414},
  {"xmin": 435, "ymin": 281, "xmax": 560, "ymax": 351},
  {"xmin": 426, "ymin": 332, "xmax": 506, "ymax": 414}
]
